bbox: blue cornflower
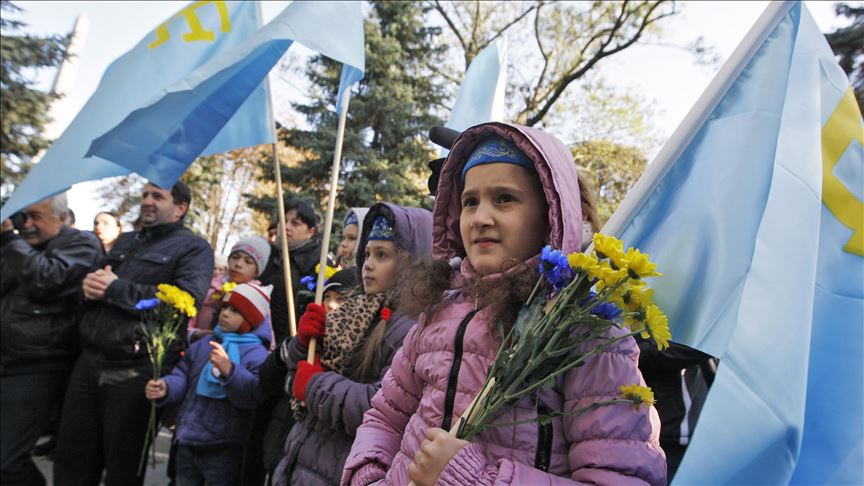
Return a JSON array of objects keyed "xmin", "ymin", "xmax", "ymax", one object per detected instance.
[
  {"xmin": 539, "ymin": 245, "xmax": 572, "ymax": 291},
  {"xmin": 300, "ymin": 276, "xmax": 316, "ymax": 291},
  {"xmin": 134, "ymin": 297, "xmax": 159, "ymax": 311},
  {"xmin": 591, "ymin": 302, "xmax": 622, "ymax": 321},
  {"xmin": 579, "ymin": 291, "xmax": 621, "ymax": 321}
]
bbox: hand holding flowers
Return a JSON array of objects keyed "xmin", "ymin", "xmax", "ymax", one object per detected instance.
[
  {"xmin": 454, "ymin": 233, "xmax": 670, "ymax": 442},
  {"xmin": 135, "ymin": 283, "xmax": 197, "ymax": 474}
]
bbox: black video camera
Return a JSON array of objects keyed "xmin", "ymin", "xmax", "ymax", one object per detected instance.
[{"xmin": 0, "ymin": 196, "xmax": 28, "ymax": 231}]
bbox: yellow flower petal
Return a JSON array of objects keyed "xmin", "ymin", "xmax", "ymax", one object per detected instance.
[
  {"xmin": 645, "ymin": 305, "xmax": 671, "ymax": 350},
  {"xmin": 624, "ymin": 248, "xmax": 662, "ymax": 280},
  {"xmin": 593, "ymin": 234, "xmax": 627, "ymax": 269},
  {"xmin": 315, "ymin": 264, "xmax": 339, "ymax": 280},
  {"xmin": 619, "ymin": 384, "xmax": 655, "ymax": 407}
]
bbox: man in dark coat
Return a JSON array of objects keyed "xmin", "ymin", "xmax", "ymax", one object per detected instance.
[
  {"xmin": 53, "ymin": 181, "xmax": 214, "ymax": 486},
  {"xmin": 0, "ymin": 193, "xmax": 103, "ymax": 485}
]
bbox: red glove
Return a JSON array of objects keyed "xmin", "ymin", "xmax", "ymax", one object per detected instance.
[
  {"xmin": 293, "ymin": 357, "xmax": 324, "ymax": 401},
  {"xmin": 297, "ymin": 303, "xmax": 326, "ymax": 347}
]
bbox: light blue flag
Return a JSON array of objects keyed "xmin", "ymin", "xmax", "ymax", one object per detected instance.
[
  {"xmin": 602, "ymin": 2, "xmax": 863, "ymax": 484},
  {"xmin": 445, "ymin": 38, "xmax": 507, "ymax": 133},
  {"xmin": 86, "ymin": 1, "xmax": 365, "ymax": 188},
  {"xmin": 0, "ymin": 1, "xmax": 270, "ymax": 220}
]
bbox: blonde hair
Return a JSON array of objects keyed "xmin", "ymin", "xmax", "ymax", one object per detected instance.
[{"xmin": 577, "ymin": 173, "xmax": 601, "ymax": 233}]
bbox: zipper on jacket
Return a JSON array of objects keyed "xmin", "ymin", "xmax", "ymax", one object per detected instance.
[
  {"xmin": 534, "ymin": 396, "xmax": 553, "ymax": 472},
  {"xmin": 441, "ymin": 309, "xmax": 479, "ymax": 431}
]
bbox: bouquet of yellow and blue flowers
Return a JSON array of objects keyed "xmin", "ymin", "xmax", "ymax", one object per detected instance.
[
  {"xmin": 135, "ymin": 284, "xmax": 197, "ymax": 474},
  {"xmin": 452, "ymin": 233, "xmax": 669, "ymax": 442}
]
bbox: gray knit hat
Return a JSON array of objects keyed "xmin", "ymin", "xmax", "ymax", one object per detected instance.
[{"xmin": 230, "ymin": 236, "xmax": 271, "ymax": 277}]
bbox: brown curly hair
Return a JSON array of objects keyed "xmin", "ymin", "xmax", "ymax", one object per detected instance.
[{"xmin": 396, "ymin": 257, "xmax": 539, "ymax": 335}]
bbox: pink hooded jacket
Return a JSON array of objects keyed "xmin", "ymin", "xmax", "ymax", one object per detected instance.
[{"xmin": 342, "ymin": 123, "xmax": 666, "ymax": 486}]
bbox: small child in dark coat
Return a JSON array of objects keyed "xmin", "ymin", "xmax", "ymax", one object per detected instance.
[{"xmin": 146, "ymin": 282, "xmax": 273, "ymax": 486}]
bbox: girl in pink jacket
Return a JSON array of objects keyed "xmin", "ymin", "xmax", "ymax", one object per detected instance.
[{"xmin": 342, "ymin": 122, "xmax": 667, "ymax": 486}]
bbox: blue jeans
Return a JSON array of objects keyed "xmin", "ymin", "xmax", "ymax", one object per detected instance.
[{"xmin": 174, "ymin": 443, "xmax": 242, "ymax": 486}]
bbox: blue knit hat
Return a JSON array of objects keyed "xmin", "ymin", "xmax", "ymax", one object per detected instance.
[
  {"xmin": 367, "ymin": 215, "xmax": 394, "ymax": 241},
  {"xmin": 461, "ymin": 135, "xmax": 533, "ymax": 180}
]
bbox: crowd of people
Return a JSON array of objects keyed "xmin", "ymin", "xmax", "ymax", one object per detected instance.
[{"xmin": 1, "ymin": 122, "xmax": 715, "ymax": 486}]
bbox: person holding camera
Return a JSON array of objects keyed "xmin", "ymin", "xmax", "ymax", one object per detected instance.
[{"xmin": 0, "ymin": 193, "xmax": 103, "ymax": 485}]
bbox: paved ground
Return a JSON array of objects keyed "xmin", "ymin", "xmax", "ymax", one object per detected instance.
[{"xmin": 34, "ymin": 428, "xmax": 174, "ymax": 485}]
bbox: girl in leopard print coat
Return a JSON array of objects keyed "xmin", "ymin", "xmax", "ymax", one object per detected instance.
[{"xmin": 266, "ymin": 202, "xmax": 433, "ymax": 486}]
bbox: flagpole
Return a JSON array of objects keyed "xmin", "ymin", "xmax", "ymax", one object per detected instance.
[
  {"xmin": 258, "ymin": 1, "xmax": 297, "ymax": 338},
  {"xmin": 307, "ymin": 89, "xmax": 351, "ymax": 364}
]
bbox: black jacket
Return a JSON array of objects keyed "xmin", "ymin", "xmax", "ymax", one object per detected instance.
[
  {"xmin": 260, "ymin": 239, "xmax": 322, "ymax": 346},
  {"xmin": 637, "ymin": 337, "xmax": 715, "ymax": 445},
  {"xmin": 78, "ymin": 220, "xmax": 214, "ymax": 369},
  {"xmin": 0, "ymin": 226, "xmax": 103, "ymax": 372}
]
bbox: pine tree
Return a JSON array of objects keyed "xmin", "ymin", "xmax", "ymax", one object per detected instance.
[
  {"xmin": 825, "ymin": 3, "xmax": 863, "ymax": 111},
  {"xmin": 0, "ymin": 0, "xmax": 68, "ymax": 196},
  {"xmin": 250, "ymin": 1, "xmax": 447, "ymax": 227}
]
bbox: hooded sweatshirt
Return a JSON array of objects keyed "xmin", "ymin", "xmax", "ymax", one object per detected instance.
[
  {"xmin": 271, "ymin": 203, "xmax": 433, "ymax": 486},
  {"xmin": 342, "ymin": 122, "xmax": 666, "ymax": 486}
]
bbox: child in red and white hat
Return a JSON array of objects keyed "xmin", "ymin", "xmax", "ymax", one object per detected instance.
[{"xmin": 145, "ymin": 282, "xmax": 273, "ymax": 485}]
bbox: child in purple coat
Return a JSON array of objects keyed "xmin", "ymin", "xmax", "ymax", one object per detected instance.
[
  {"xmin": 342, "ymin": 124, "xmax": 666, "ymax": 485},
  {"xmin": 146, "ymin": 282, "xmax": 273, "ymax": 485}
]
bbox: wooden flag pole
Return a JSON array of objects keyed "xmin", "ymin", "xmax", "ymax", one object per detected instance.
[
  {"xmin": 256, "ymin": 1, "xmax": 297, "ymax": 338},
  {"xmin": 307, "ymin": 89, "xmax": 351, "ymax": 364},
  {"xmin": 263, "ymin": 74, "xmax": 298, "ymax": 338},
  {"xmin": 272, "ymin": 141, "xmax": 298, "ymax": 338}
]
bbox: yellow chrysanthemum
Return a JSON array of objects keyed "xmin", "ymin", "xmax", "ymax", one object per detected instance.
[
  {"xmin": 593, "ymin": 234, "xmax": 627, "ymax": 269},
  {"xmin": 622, "ymin": 285, "xmax": 654, "ymax": 313},
  {"xmin": 623, "ymin": 313, "xmax": 646, "ymax": 334},
  {"xmin": 643, "ymin": 304, "xmax": 671, "ymax": 350},
  {"xmin": 567, "ymin": 252, "xmax": 600, "ymax": 273},
  {"xmin": 595, "ymin": 261, "xmax": 628, "ymax": 288},
  {"xmin": 619, "ymin": 384, "xmax": 655, "ymax": 408},
  {"xmin": 213, "ymin": 281, "xmax": 238, "ymax": 300},
  {"xmin": 624, "ymin": 248, "xmax": 662, "ymax": 279},
  {"xmin": 155, "ymin": 284, "xmax": 197, "ymax": 318},
  {"xmin": 315, "ymin": 264, "xmax": 338, "ymax": 280}
]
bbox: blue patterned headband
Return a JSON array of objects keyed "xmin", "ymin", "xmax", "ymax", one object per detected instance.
[
  {"xmin": 461, "ymin": 135, "xmax": 533, "ymax": 180},
  {"xmin": 344, "ymin": 211, "xmax": 358, "ymax": 227},
  {"xmin": 367, "ymin": 215, "xmax": 394, "ymax": 241}
]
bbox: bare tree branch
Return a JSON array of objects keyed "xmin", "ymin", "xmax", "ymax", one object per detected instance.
[
  {"xmin": 433, "ymin": 0, "xmax": 468, "ymax": 55},
  {"xmin": 480, "ymin": 2, "xmax": 538, "ymax": 51},
  {"xmin": 467, "ymin": 0, "xmax": 482, "ymax": 66},
  {"xmin": 424, "ymin": 60, "xmax": 460, "ymax": 85},
  {"xmin": 531, "ymin": 2, "xmax": 549, "ymax": 111},
  {"xmin": 526, "ymin": 1, "xmax": 671, "ymax": 126}
]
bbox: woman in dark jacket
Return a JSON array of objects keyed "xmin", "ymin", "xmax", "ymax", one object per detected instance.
[{"xmin": 265, "ymin": 203, "xmax": 432, "ymax": 485}]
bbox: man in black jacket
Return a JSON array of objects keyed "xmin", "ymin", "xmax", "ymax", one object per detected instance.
[
  {"xmin": 0, "ymin": 193, "xmax": 103, "ymax": 485},
  {"xmin": 53, "ymin": 181, "xmax": 213, "ymax": 486}
]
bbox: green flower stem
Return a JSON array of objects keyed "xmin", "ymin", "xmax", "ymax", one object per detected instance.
[
  {"xmin": 468, "ymin": 329, "xmax": 642, "ymax": 435},
  {"xmin": 525, "ymin": 278, "xmax": 544, "ymax": 307}
]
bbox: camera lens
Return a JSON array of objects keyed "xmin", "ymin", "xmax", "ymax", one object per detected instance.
[{"xmin": 10, "ymin": 211, "xmax": 27, "ymax": 231}]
